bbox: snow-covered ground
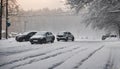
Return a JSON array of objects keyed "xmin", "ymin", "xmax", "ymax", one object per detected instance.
[{"xmin": 0, "ymin": 38, "xmax": 120, "ymax": 69}]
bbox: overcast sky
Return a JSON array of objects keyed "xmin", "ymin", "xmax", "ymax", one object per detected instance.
[{"xmin": 18, "ymin": 0, "xmax": 65, "ymax": 10}]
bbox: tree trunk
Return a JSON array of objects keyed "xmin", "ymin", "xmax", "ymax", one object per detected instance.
[
  {"xmin": 0, "ymin": 0, "xmax": 3, "ymax": 39},
  {"xmin": 119, "ymin": 28, "xmax": 120, "ymax": 38}
]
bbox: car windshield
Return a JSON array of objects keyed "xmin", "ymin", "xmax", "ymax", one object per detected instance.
[
  {"xmin": 35, "ymin": 32, "xmax": 46, "ymax": 36},
  {"xmin": 22, "ymin": 32, "xmax": 30, "ymax": 35},
  {"xmin": 58, "ymin": 32, "xmax": 67, "ymax": 35}
]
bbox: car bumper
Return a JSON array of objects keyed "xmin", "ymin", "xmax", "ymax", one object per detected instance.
[
  {"xmin": 30, "ymin": 38, "xmax": 44, "ymax": 43},
  {"xmin": 57, "ymin": 37, "xmax": 67, "ymax": 40}
]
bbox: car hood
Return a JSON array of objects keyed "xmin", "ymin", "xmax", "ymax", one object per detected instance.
[
  {"xmin": 31, "ymin": 35, "xmax": 45, "ymax": 39},
  {"xmin": 16, "ymin": 35, "xmax": 26, "ymax": 38}
]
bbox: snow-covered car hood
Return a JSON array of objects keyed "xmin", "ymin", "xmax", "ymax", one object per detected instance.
[
  {"xmin": 16, "ymin": 34, "xmax": 26, "ymax": 38},
  {"xmin": 30, "ymin": 35, "xmax": 45, "ymax": 39},
  {"xmin": 16, "ymin": 33, "xmax": 26, "ymax": 36},
  {"xmin": 16, "ymin": 33, "xmax": 22, "ymax": 36}
]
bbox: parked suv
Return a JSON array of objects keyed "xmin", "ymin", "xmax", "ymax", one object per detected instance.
[
  {"xmin": 30, "ymin": 31, "xmax": 55, "ymax": 44},
  {"xmin": 15, "ymin": 31, "xmax": 37, "ymax": 42},
  {"xmin": 57, "ymin": 31, "xmax": 74, "ymax": 41}
]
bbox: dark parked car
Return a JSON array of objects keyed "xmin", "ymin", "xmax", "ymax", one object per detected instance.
[
  {"xmin": 30, "ymin": 31, "xmax": 55, "ymax": 44},
  {"xmin": 102, "ymin": 34, "xmax": 117, "ymax": 40},
  {"xmin": 15, "ymin": 31, "xmax": 37, "ymax": 42},
  {"xmin": 57, "ymin": 31, "xmax": 74, "ymax": 41}
]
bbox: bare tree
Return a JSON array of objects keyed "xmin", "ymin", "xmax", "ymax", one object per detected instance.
[
  {"xmin": 2, "ymin": 0, "xmax": 19, "ymax": 16},
  {"xmin": 0, "ymin": 0, "xmax": 19, "ymax": 39}
]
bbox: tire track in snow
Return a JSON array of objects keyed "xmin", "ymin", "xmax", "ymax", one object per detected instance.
[
  {"xmin": 73, "ymin": 46, "xmax": 104, "ymax": 69},
  {"xmin": 40, "ymin": 46, "xmax": 80, "ymax": 60},
  {"xmin": 0, "ymin": 44, "xmax": 80, "ymax": 69},
  {"xmin": 14, "ymin": 46, "xmax": 103, "ymax": 69},
  {"xmin": 48, "ymin": 48, "xmax": 88, "ymax": 69},
  {"xmin": 48, "ymin": 62, "xmax": 63, "ymax": 69},
  {"xmin": 15, "ymin": 46, "xmax": 88, "ymax": 69},
  {"xmin": 76, "ymin": 46, "xmax": 110, "ymax": 69},
  {"xmin": 104, "ymin": 49, "xmax": 114, "ymax": 69},
  {"xmin": 52, "ymin": 46, "xmax": 104, "ymax": 69},
  {"xmin": 0, "ymin": 48, "xmax": 39, "ymax": 56},
  {"xmin": 0, "ymin": 42, "xmax": 63, "ymax": 56},
  {"xmin": 0, "ymin": 44, "xmax": 75, "ymax": 67},
  {"xmin": 10, "ymin": 45, "xmax": 82, "ymax": 69}
]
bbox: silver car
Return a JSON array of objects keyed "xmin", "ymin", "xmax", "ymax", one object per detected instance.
[
  {"xmin": 30, "ymin": 31, "xmax": 55, "ymax": 44},
  {"xmin": 57, "ymin": 31, "xmax": 74, "ymax": 41}
]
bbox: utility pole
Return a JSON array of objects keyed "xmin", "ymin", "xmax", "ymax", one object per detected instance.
[
  {"xmin": 6, "ymin": 0, "xmax": 8, "ymax": 39},
  {"xmin": 0, "ymin": 0, "xmax": 3, "ymax": 40}
]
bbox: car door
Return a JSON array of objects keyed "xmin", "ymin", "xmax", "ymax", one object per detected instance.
[
  {"xmin": 26, "ymin": 32, "xmax": 35, "ymax": 40},
  {"xmin": 49, "ymin": 32, "xmax": 54, "ymax": 41},
  {"xmin": 68, "ymin": 32, "xmax": 72, "ymax": 40},
  {"xmin": 46, "ymin": 32, "xmax": 51, "ymax": 42},
  {"xmin": 28, "ymin": 32, "xmax": 36, "ymax": 37}
]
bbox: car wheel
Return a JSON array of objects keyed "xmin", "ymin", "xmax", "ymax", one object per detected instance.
[
  {"xmin": 72, "ymin": 37, "xmax": 74, "ymax": 41},
  {"xmin": 18, "ymin": 38, "xmax": 23, "ymax": 42},
  {"xmin": 15, "ymin": 37, "xmax": 19, "ymax": 41},
  {"xmin": 39, "ymin": 42, "xmax": 43, "ymax": 44},
  {"xmin": 51, "ymin": 40, "xmax": 54, "ymax": 43},
  {"xmin": 31, "ymin": 42, "xmax": 34, "ymax": 44},
  {"xmin": 102, "ymin": 37, "xmax": 106, "ymax": 40},
  {"xmin": 65, "ymin": 37, "xmax": 68, "ymax": 41},
  {"xmin": 65, "ymin": 39, "xmax": 68, "ymax": 41},
  {"xmin": 42, "ymin": 38, "xmax": 47, "ymax": 43},
  {"xmin": 57, "ymin": 39, "xmax": 60, "ymax": 41}
]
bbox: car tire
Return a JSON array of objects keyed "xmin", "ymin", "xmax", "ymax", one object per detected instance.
[
  {"xmin": 31, "ymin": 42, "xmax": 34, "ymax": 44},
  {"xmin": 50, "ymin": 38, "xmax": 54, "ymax": 43},
  {"xmin": 65, "ymin": 37, "xmax": 68, "ymax": 41},
  {"xmin": 57, "ymin": 39, "xmax": 60, "ymax": 41},
  {"xmin": 51, "ymin": 40, "xmax": 54, "ymax": 43},
  {"xmin": 65, "ymin": 39, "xmax": 68, "ymax": 41},
  {"xmin": 42, "ymin": 38, "xmax": 47, "ymax": 43},
  {"xmin": 39, "ymin": 42, "xmax": 43, "ymax": 44},
  {"xmin": 18, "ymin": 38, "xmax": 23, "ymax": 42},
  {"xmin": 72, "ymin": 37, "xmax": 74, "ymax": 41}
]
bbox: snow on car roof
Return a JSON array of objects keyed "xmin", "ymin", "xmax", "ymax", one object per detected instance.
[{"xmin": 35, "ymin": 31, "xmax": 48, "ymax": 35}]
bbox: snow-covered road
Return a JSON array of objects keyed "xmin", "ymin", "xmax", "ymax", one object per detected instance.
[{"xmin": 0, "ymin": 38, "xmax": 120, "ymax": 69}]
